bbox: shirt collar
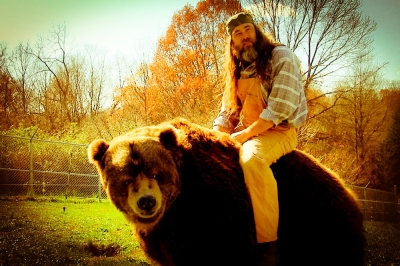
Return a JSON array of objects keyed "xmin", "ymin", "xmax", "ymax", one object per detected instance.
[{"xmin": 240, "ymin": 62, "xmax": 257, "ymax": 79}]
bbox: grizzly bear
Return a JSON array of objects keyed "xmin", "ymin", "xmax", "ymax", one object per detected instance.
[{"xmin": 88, "ymin": 118, "xmax": 365, "ymax": 266}]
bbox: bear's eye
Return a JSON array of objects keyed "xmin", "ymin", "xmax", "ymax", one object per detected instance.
[
  {"xmin": 123, "ymin": 179, "xmax": 134, "ymax": 187},
  {"xmin": 152, "ymin": 174, "xmax": 158, "ymax": 180}
]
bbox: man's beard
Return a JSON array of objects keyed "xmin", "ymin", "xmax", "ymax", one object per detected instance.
[
  {"xmin": 234, "ymin": 43, "xmax": 258, "ymax": 63},
  {"xmin": 241, "ymin": 46, "xmax": 258, "ymax": 63}
]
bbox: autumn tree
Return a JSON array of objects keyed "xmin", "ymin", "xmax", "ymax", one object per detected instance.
[
  {"xmin": 113, "ymin": 61, "xmax": 157, "ymax": 125},
  {"xmin": 242, "ymin": 0, "xmax": 376, "ymax": 95},
  {"xmin": 143, "ymin": 0, "xmax": 243, "ymax": 126},
  {"xmin": 378, "ymin": 105, "xmax": 400, "ymax": 190},
  {"xmin": 25, "ymin": 23, "xmax": 76, "ymax": 128},
  {"xmin": 380, "ymin": 81, "xmax": 400, "ymax": 123},
  {"xmin": 330, "ymin": 55, "xmax": 387, "ymax": 185},
  {"xmin": 377, "ymin": 86, "xmax": 400, "ymax": 190},
  {"xmin": 25, "ymin": 24, "xmax": 107, "ymax": 131},
  {"xmin": 0, "ymin": 43, "xmax": 32, "ymax": 129},
  {"xmin": 102, "ymin": 48, "xmax": 157, "ymax": 137},
  {"xmin": 82, "ymin": 46, "xmax": 107, "ymax": 117},
  {"xmin": 0, "ymin": 43, "xmax": 14, "ymax": 129},
  {"xmin": 297, "ymin": 85, "xmax": 361, "ymax": 180},
  {"xmin": 6, "ymin": 42, "xmax": 39, "ymax": 125}
]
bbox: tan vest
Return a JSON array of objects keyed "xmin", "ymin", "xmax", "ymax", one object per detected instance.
[{"xmin": 234, "ymin": 78, "xmax": 266, "ymax": 132}]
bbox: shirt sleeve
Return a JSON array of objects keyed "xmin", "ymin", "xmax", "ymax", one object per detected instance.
[
  {"xmin": 213, "ymin": 108, "xmax": 240, "ymax": 132},
  {"xmin": 260, "ymin": 47, "xmax": 304, "ymax": 126}
]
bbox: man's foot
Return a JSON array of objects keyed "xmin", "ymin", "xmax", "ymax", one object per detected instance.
[{"xmin": 255, "ymin": 240, "xmax": 279, "ymax": 266}]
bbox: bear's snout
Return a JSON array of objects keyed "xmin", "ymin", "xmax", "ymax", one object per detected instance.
[
  {"xmin": 137, "ymin": 195, "xmax": 157, "ymax": 212},
  {"xmin": 127, "ymin": 178, "xmax": 163, "ymax": 221}
]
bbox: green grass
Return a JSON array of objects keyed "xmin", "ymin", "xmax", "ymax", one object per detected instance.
[
  {"xmin": 0, "ymin": 196, "xmax": 399, "ymax": 266},
  {"xmin": 0, "ymin": 197, "xmax": 149, "ymax": 266},
  {"xmin": 364, "ymin": 221, "xmax": 400, "ymax": 266}
]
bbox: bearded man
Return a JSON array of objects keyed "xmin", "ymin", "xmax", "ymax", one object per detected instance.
[{"xmin": 213, "ymin": 12, "xmax": 308, "ymax": 265}]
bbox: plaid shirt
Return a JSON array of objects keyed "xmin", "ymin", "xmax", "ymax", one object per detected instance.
[{"xmin": 214, "ymin": 46, "xmax": 308, "ymax": 130}]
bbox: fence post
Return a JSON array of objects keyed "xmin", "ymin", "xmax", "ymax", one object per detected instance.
[
  {"xmin": 98, "ymin": 178, "xmax": 102, "ymax": 202},
  {"xmin": 364, "ymin": 182, "xmax": 369, "ymax": 200},
  {"xmin": 27, "ymin": 128, "xmax": 39, "ymax": 197},
  {"xmin": 0, "ymin": 136, "xmax": 3, "ymax": 167},
  {"xmin": 363, "ymin": 183, "xmax": 370, "ymax": 220},
  {"xmin": 395, "ymin": 185, "xmax": 398, "ymax": 223},
  {"xmin": 66, "ymin": 151, "xmax": 72, "ymax": 199}
]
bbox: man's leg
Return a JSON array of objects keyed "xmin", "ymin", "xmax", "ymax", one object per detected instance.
[
  {"xmin": 240, "ymin": 148, "xmax": 279, "ymax": 243},
  {"xmin": 240, "ymin": 126, "xmax": 297, "ymax": 264}
]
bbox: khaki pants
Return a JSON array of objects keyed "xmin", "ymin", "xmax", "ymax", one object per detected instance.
[{"xmin": 239, "ymin": 125, "xmax": 297, "ymax": 243}]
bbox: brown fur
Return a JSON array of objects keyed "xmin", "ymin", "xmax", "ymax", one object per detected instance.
[{"xmin": 88, "ymin": 118, "xmax": 365, "ymax": 266}]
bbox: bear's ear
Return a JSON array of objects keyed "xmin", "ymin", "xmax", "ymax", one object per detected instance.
[
  {"xmin": 159, "ymin": 126, "xmax": 179, "ymax": 149},
  {"xmin": 88, "ymin": 139, "xmax": 109, "ymax": 165}
]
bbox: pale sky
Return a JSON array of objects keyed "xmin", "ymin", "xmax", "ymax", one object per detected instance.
[
  {"xmin": 1, "ymin": 0, "xmax": 399, "ymax": 82},
  {"xmin": 0, "ymin": 0, "xmax": 199, "ymax": 60}
]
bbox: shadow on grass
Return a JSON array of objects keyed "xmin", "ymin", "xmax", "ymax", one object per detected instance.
[{"xmin": 0, "ymin": 197, "xmax": 150, "ymax": 266}]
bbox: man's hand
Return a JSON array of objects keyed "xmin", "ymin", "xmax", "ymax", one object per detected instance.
[
  {"xmin": 231, "ymin": 129, "xmax": 251, "ymax": 143},
  {"xmin": 213, "ymin": 126, "xmax": 231, "ymax": 133},
  {"xmin": 231, "ymin": 118, "xmax": 275, "ymax": 143}
]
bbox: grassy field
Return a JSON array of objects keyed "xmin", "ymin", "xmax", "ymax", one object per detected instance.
[
  {"xmin": 0, "ymin": 197, "xmax": 149, "ymax": 266},
  {"xmin": 0, "ymin": 197, "xmax": 399, "ymax": 266}
]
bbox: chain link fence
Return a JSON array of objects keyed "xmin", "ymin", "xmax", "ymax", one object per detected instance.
[
  {"xmin": 0, "ymin": 134, "xmax": 105, "ymax": 199},
  {"xmin": 0, "ymin": 134, "xmax": 398, "ymax": 222},
  {"xmin": 348, "ymin": 184, "xmax": 399, "ymax": 223}
]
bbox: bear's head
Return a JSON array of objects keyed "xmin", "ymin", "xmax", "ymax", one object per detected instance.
[{"xmin": 88, "ymin": 125, "xmax": 184, "ymax": 231}]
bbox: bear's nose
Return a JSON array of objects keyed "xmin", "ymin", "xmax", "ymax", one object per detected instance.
[{"xmin": 137, "ymin": 195, "xmax": 156, "ymax": 212}]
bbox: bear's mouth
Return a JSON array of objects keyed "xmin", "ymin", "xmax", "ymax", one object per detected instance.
[
  {"xmin": 127, "ymin": 193, "xmax": 162, "ymax": 222},
  {"xmin": 139, "ymin": 210, "xmax": 155, "ymax": 217},
  {"xmin": 136, "ymin": 210, "xmax": 161, "ymax": 224}
]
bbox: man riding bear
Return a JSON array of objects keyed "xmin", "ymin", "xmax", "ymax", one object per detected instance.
[{"xmin": 213, "ymin": 12, "xmax": 308, "ymax": 265}]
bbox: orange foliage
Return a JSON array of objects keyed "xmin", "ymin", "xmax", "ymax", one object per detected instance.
[
  {"xmin": 113, "ymin": 0, "xmax": 243, "ymax": 126},
  {"xmin": 148, "ymin": 0, "xmax": 242, "ymax": 125},
  {"xmin": 305, "ymin": 86, "xmax": 332, "ymax": 120},
  {"xmin": 380, "ymin": 89, "xmax": 400, "ymax": 118}
]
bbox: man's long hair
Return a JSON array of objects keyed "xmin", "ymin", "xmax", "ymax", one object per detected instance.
[{"xmin": 221, "ymin": 24, "xmax": 280, "ymax": 114}]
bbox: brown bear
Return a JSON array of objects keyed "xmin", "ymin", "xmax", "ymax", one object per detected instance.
[{"xmin": 88, "ymin": 118, "xmax": 365, "ymax": 266}]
